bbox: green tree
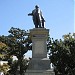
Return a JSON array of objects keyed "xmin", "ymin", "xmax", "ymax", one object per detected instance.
[
  {"xmin": 48, "ymin": 33, "xmax": 75, "ymax": 75},
  {"xmin": 8, "ymin": 58, "xmax": 29, "ymax": 75},
  {"xmin": 0, "ymin": 42, "xmax": 8, "ymax": 60},
  {"xmin": 0, "ymin": 42, "xmax": 10, "ymax": 75},
  {"xmin": 0, "ymin": 63, "xmax": 10, "ymax": 75},
  {"xmin": 0, "ymin": 27, "xmax": 32, "ymax": 75}
]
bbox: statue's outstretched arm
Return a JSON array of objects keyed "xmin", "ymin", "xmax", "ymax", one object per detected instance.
[{"xmin": 28, "ymin": 13, "xmax": 33, "ymax": 16}]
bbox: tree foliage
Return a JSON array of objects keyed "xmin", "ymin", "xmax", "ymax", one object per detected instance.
[
  {"xmin": 8, "ymin": 58, "xmax": 28, "ymax": 75},
  {"xmin": 0, "ymin": 63, "xmax": 10, "ymax": 74},
  {"xmin": 0, "ymin": 41, "xmax": 10, "ymax": 75},
  {"xmin": 48, "ymin": 33, "xmax": 75, "ymax": 75},
  {"xmin": 0, "ymin": 27, "xmax": 31, "ymax": 57},
  {"xmin": 0, "ymin": 27, "xmax": 32, "ymax": 75}
]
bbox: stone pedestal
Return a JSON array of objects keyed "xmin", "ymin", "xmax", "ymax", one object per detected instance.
[
  {"xmin": 30, "ymin": 28, "xmax": 48, "ymax": 58},
  {"xmin": 25, "ymin": 28, "xmax": 55, "ymax": 75}
]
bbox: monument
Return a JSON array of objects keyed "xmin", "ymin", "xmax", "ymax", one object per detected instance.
[
  {"xmin": 28, "ymin": 5, "xmax": 45, "ymax": 28},
  {"xmin": 25, "ymin": 5, "xmax": 55, "ymax": 75}
]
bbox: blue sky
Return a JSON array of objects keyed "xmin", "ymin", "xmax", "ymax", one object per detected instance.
[
  {"xmin": 0, "ymin": 0, "xmax": 74, "ymax": 39},
  {"xmin": 0, "ymin": 0, "xmax": 74, "ymax": 57}
]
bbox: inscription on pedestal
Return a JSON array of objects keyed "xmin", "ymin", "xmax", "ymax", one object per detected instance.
[{"xmin": 33, "ymin": 34, "xmax": 45, "ymax": 38}]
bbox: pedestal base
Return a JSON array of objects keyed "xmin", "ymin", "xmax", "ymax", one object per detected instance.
[
  {"xmin": 25, "ymin": 70, "xmax": 55, "ymax": 75},
  {"xmin": 28, "ymin": 58, "xmax": 50, "ymax": 70}
]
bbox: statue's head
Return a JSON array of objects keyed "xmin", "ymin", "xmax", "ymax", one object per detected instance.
[{"xmin": 35, "ymin": 5, "xmax": 39, "ymax": 8}]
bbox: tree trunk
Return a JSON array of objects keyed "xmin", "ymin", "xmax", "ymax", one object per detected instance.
[{"xmin": 19, "ymin": 57, "xmax": 23, "ymax": 75}]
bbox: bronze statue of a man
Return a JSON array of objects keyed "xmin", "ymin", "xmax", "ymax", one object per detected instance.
[{"xmin": 28, "ymin": 5, "xmax": 45, "ymax": 28}]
